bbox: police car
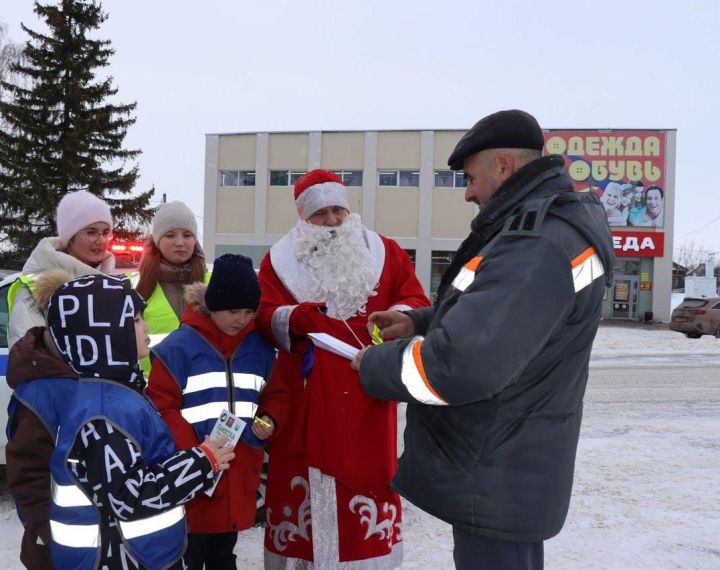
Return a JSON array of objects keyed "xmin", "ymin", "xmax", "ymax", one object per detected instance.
[{"xmin": 0, "ymin": 271, "xmax": 21, "ymax": 464}]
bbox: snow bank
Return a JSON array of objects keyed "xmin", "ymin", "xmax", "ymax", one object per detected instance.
[{"xmin": 0, "ymin": 325, "xmax": 717, "ymax": 569}]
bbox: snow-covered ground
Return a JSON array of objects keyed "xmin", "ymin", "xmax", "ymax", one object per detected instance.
[{"xmin": 1, "ymin": 324, "xmax": 718, "ymax": 569}]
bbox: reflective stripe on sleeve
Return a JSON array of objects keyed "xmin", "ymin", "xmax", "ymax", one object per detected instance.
[
  {"xmin": 571, "ymin": 247, "xmax": 605, "ymax": 293},
  {"xmin": 185, "ymin": 372, "xmax": 266, "ymax": 394},
  {"xmin": 400, "ymin": 337, "xmax": 447, "ymax": 406},
  {"xmin": 50, "ymin": 520, "xmax": 100, "ymax": 548},
  {"xmin": 52, "ymin": 482, "xmax": 92, "ymax": 507},
  {"xmin": 181, "ymin": 400, "xmax": 258, "ymax": 424},
  {"xmin": 451, "ymin": 256, "xmax": 484, "ymax": 292},
  {"xmin": 119, "ymin": 506, "xmax": 184, "ymax": 540}
]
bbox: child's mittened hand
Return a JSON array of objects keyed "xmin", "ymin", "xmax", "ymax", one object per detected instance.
[{"xmin": 251, "ymin": 415, "xmax": 275, "ymax": 440}]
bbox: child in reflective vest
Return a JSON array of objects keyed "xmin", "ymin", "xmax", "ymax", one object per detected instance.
[
  {"xmin": 46, "ymin": 273, "xmax": 234, "ymax": 570},
  {"xmin": 147, "ymin": 254, "xmax": 276, "ymax": 570}
]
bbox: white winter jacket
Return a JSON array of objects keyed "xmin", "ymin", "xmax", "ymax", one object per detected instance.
[{"xmin": 8, "ymin": 237, "xmax": 115, "ymax": 347}]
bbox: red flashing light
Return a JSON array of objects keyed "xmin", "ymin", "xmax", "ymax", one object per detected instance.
[{"xmin": 110, "ymin": 240, "xmax": 144, "ymax": 253}]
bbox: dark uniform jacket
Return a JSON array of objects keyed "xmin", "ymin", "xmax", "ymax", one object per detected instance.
[{"xmin": 360, "ymin": 155, "xmax": 615, "ymax": 542}]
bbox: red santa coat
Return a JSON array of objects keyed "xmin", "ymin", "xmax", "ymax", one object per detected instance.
[{"xmin": 257, "ymin": 227, "xmax": 429, "ymax": 568}]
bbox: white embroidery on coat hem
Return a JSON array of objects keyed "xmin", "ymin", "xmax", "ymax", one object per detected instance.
[
  {"xmin": 349, "ymin": 495, "xmax": 400, "ymax": 547},
  {"xmin": 267, "ymin": 476, "xmax": 312, "ymax": 551}
]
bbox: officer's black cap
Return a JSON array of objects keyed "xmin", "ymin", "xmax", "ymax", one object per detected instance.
[{"xmin": 447, "ymin": 110, "xmax": 545, "ymax": 170}]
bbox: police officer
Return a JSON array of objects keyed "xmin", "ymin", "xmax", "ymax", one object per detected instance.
[{"xmin": 353, "ymin": 110, "xmax": 614, "ymax": 570}]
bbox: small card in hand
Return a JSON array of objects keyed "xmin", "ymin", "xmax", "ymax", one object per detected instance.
[{"xmin": 204, "ymin": 409, "xmax": 246, "ymax": 497}]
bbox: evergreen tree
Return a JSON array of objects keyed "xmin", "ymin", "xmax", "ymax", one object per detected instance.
[
  {"xmin": 0, "ymin": 21, "xmax": 23, "ymax": 100},
  {"xmin": 0, "ymin": 0, "xmax": 153, "ymax": 267}
]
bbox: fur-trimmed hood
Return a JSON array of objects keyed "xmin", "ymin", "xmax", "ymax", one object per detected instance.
[
  {"xmin": 179, "ymin": 282, "xmax": 257, "ymax": 357},
  {"xmin": 184, "ymin": 282, "xmax": 211, "ymax": 316},
  {"xmin": 32, "ymin": 268, "xmax": 73, "ymax": 313}
]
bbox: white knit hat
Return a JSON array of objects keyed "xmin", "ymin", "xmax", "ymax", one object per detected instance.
[
  {"xmin": 56, "ymin": 191, "xmax": 114, "ymax": 247},
  {"xmin": 151, "ymin": 201, "xmax": 197, "ymax": 244}
]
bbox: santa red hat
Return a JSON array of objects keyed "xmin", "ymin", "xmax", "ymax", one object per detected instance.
[{"xmin": 294, "ymin": 169, "xmax": 350, "ymax": 220}]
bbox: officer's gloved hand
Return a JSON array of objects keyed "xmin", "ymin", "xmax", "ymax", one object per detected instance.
[{"xmin": 289, "ymin": 302, "xmax": 327, "ymax": 337}]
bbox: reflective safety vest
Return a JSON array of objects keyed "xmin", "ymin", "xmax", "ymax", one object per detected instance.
[
  {"xmin": 6, "ymin": 377, "xmax": 77, "ymax": 442},
  {"xmin": 131, "ymin": 273, "xmax": 211, "ymax": 375},
  {"xmin": 6, "ymin": 274, "xmax": 37, "ymax": 342},
  {"xmin": 152, "ymin": 325, "xmax": 275, "ymax": 448},
  {"xmin": 49, "ymin": 379, "xmax": 186, "ymax": 570},
  {"xmin": 6, "ymin": 274, "xmax": 35, "ymax": 314}
]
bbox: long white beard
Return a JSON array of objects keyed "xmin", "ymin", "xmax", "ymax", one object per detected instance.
[{"xmin": 293, "ymin": 213, "xmax": 378, "ymax": 319}]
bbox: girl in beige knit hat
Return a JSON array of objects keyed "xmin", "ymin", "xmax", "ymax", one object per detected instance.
[{"xmin": 134, "ymin": 200, "xmax": 208, "ymax": 373}]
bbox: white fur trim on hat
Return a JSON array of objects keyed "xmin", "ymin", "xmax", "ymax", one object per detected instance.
[
  {"xmin": 56, "ymin": 191, "xmax": 113, "ymax": 247},
  {"xmin": 151, "ymin": 201, "xmax": 197, "ymax": 244},
  {"xmin": 295, "ymin": 182, "xmax": 350, "ymax": 220}
]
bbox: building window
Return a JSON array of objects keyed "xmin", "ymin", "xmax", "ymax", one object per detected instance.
[
  {"xmin": 379, "ymin": 171, "xmax": 398, "ymax": 186},
  {"xmin": 332, "ymin": 170, "xmax": 363, "ymax": 186},
  {"xmin": 431, "ymin": 250, "xmax": 457, "ymax": 300},
  {"xmin": 614, "ymin": 259, "xmax": 640, "ymax": 276},
  {"xmin": 270, "ymin": 170, "xmax": 307, "ymax": 186},
  {"xmin": 378, "ymin": 170, "xmax": 420, "ymax": 187},
  {"xmin": 434, "ymin": 170, "xmax": 466, "ymax": 188},
  {"xmin": 220, "ymin": 170, "xmax": 255, "ymax": 186},
  {"xmin": 403, "ymin": 249, "xmax": 416, "ymax": 268}
]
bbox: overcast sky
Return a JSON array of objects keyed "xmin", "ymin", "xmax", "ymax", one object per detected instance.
[{"xmin": 3, "ymin": 0, "xmax": 719, "ymax": 260}]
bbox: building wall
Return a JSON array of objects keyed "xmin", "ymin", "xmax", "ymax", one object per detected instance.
[
  {"xmin": 320, "ymin": 132, "xmax": 364, "ymax": 169},
  {"xmin": 205, "ymin": 130, "xmax": 479, "ymax": 293},
  {"xmin": 204, "ymin": 128, "xmax": 676, "ymax": 321}
]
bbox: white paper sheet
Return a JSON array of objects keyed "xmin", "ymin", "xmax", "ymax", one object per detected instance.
[{"xmin": 308, "ymin": 332, "xmax": 361, "ymax": 360}]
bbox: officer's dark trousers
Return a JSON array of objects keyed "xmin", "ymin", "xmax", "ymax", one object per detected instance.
[{"xmin": 453, "ymin": 526, "xmax": 544, "ymax": 570}]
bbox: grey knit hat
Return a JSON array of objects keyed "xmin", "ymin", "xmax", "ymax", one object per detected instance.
[{"xmin": 151, "ymin": 201, "xmax": 197, "ymax": 244}]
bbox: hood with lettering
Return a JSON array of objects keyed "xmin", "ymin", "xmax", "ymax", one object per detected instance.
[{"xmin": 46, "ymin": 274, "xmax": 146, "ymax": 392}]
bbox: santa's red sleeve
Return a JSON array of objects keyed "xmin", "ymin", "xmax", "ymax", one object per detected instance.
[
  {"xmin": 382, "ymin": 237, "xmax": 432, "ymax": 310},
  {"xmin": 257, "ymin": 253, "xmax": 332, "ymax": 355},
  {"xmin": 146, "ymin": 360, "xmax": 200, "ymax": 450},
  {"xmin": 257, "ymin": 253, "xmax": 294, "ymax": 350},
  {"xmin": 256, "ymin": 360, "xmax": 299, "ymax": 443}
]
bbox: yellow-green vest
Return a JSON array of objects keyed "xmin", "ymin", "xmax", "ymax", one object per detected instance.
[
  {"xmin": 6, "ymin": 274, "xmax": 37, "ymax": 343},
  {"xmin": 133, "ymin": 272, "xmax": 211, "ymax": 375}
]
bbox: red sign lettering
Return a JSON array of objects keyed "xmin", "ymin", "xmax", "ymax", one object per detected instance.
[{"xmin": 611, "ymin": 230, "xmax": 664, "ymax": 257}]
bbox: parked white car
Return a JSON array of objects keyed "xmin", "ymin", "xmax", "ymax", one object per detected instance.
[{"xmin": 0, "ymin": 271, "xmax": 21, "ymax": 464}]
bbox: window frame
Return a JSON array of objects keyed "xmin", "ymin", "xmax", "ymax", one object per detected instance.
[
  {"xmin": 220, "ymin": 170, "xmax": 256, "ymax": 187},
  {"xmin": 378, "ymin": 169, "xmax": 420, "ymax": 187},
  {"xmin": 270, "ymin": 170, "xmax": 307, "ymax": 186},
  {"xmin": 434, "ymin": 170, "xmax": 466, "ymax": 188},
  {"xmin": 331, "ymin": 170, "xmax": 364, "ymax": 187}
]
